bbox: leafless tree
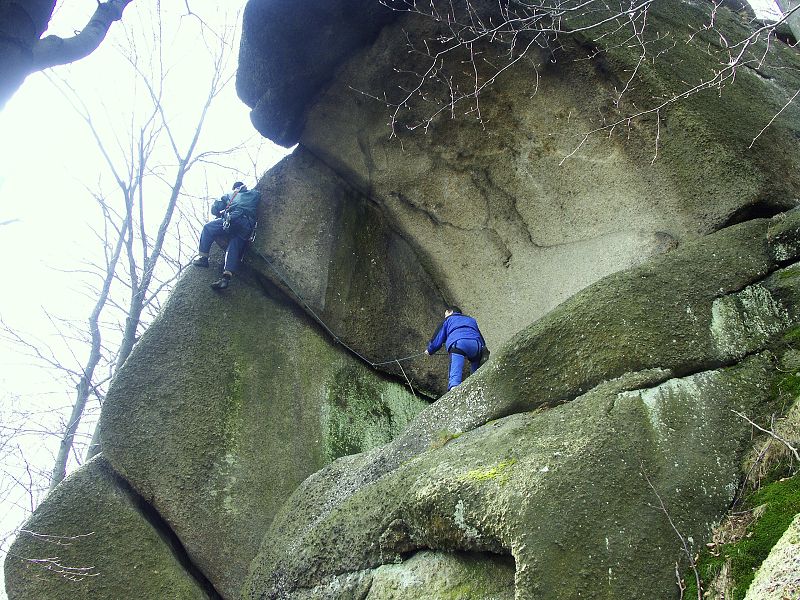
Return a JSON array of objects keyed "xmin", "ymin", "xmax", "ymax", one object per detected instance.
[
  {"xmin": 31, "ymin": 0, "xmax": 134, "ymax": 73},
  {"xmin": 0, "ymin": 3, "xmax": 251, "ymax": 503},
  {"xmin": 45, "ymin": 6, "xmax": 243, "ymax": 490}
]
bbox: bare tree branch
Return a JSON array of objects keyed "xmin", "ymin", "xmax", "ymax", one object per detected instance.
[
  {"xmin": 732, "ymin": 409, "xmax": 800, "ymax": 463},
  {"xmin": 31, "ymin": 0, "xmax": 134, "ymax": 72},
  {"xmin": 641, "ymin": 462, "xmax": 702, "ymax": 600}
]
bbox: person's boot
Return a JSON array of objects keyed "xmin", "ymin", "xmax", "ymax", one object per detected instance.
[
  {"xmin": 192, "ymin": 255, "xmax": 209, "ymax": 268},
  {"xmin": 211, "ymin": 272, "xmax": 232, "ymax": 290}
]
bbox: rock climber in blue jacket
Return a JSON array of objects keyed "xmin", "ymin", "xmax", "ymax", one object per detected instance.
[
  {"xmin": 192, "ymin": 181, "xmax": 261, "ymax": 290},
  {"xmin": 425, "ymin": 306, "xmax": 487, "ymax": 391}
]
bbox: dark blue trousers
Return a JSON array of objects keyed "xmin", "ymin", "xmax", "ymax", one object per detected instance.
[
  {"xmin": 448, "ymin": 338, "xmax": 482, "ymax": 390},
  {"xmin": 199, "ymin": 215, "xmax": 252, "ymax": 274}
]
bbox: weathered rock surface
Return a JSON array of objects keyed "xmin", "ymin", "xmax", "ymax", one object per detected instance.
[
  {"xmin": 236, "ymin": 0, "xmax": 398, "ymax": 146},
  {"xmin": 240, "ymin": 0, "xmax": 800, "ymax": 352},
  {"xmin": 4, "ymin": 456, "xmax": 210, "ymax": 600},
  {"xmin": 242, "ymin": 211, "xmax": 800, "ymax": 599},
  {"xmin": 366, "ymin": 550, "xmax": 515, "ymax": 600},
  {"xmin": 251, "ymin": 147, "xmax": 448, "ymax": 394},
  {"xmin": 7, "ymin": 2, "xmax": 800, "ymax": 599},
  {"xmin": 96, "ymin": 260, "xmax": 426, "ymax": 599},
  {"xmin": 744, "ymin": 512, "xmax": 800, "ymax": 600}
]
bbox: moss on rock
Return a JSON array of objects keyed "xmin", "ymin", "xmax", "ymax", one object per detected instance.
[
  {"xmin": 4, "ymin": 457, "xmax": 208, "ymax": 600},
  {"xmin": 687, "ymin": 475, "xmax": 800, "ymax": 600},
  {"xmin": 95, "ymin": 263, "xmax": 426, "ymax": 599},
  {"xmin": 243, "ymin": 214, "xmax": 800, "ymax": 599},
  {"xmin": 243, "ymin": 356, "xmax": 778, "ymax": 599}
]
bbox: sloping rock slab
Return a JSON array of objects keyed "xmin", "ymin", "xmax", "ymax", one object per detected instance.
[
  {"xmin": 4, "ymin": 457, "xmax": 209, "ymax": 600},
  {"xmin": 97, "ymin": 262, "xmax": 426, "ymax": 599},
  {"xmin": 243, "ymin": 357, "xmax": 776, "ymax": 599},
  {"xmin": 242, "ymin": 211, "xmax": 800, "ymax": 598},
  {"xmin": 744, "ymin": 512, "xmax": 800, "ymax": 600}
]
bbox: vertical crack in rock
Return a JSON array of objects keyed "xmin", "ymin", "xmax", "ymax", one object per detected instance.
[{"xmin": 110, "ymin": 471, "xmax": 224, "ymax": 600}]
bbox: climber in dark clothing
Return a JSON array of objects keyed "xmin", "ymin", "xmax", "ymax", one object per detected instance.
[
  {"xmin": 425, "ymin": 306, "xmax": 487, "ymax": 391},
  {"xmin": 192, "ymin": 181, "xmax": 261, "ymax": 290}
]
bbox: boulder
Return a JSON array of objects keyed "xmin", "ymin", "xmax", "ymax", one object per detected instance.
[
  {"xmin": 96, "ymin": 261, "xmax": 426, "ymax": 599},
  {"xmin": 236, "ymin": 0, "xmax": 800, "ymax": 353},
  {"xmin": 4, "ymin": 456, "xmax": 210, "ymax": 599},
  {"xmin": 242, "ymin": 211, "xmax": 800, "ymax": 599},
  {"xmin": 236, "ymin": 0, "xmax": 398, "ymax": 146}
]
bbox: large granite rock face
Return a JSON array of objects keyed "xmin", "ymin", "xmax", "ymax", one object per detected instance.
[
  {"xmin": 242, "ymin": 212, "xmax": 800, "ymax": 599},
  {"xmin": 240, "ymin": 0, "xmax": 800, "ymax": 352},
  {"xmin": 4, "ymin": 457, "xmax": 210, "ymax": 600},
  {"xmin": 95, "ymin": 262, "xmax": 426, "ymax": 600},
  {"xmin": 7, "ymin": 2, "xmax": 800, "ymax": 600}
]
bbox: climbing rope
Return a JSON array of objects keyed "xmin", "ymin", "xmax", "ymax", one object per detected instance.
[{"xmin": 249, "ymin": 246, "xmax": 434, "ymax": 370}]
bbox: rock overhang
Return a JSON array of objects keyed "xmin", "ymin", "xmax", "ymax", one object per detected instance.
[{"xmin": 237, "ymin": 0, "xmax": 399, "ymax": 146}]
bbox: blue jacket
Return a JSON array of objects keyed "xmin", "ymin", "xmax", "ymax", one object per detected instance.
[
  {"xmin": 427, "ymin": 313, "xmax": 485, "ymax": 355},
  {"xmin": 212, "ymin": 188, "xmax": 261, "ymax": 220}
]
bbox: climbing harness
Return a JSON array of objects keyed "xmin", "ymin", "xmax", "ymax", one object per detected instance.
[
  {"xmin": 221, "ymin": 188, "xmax": 240, "ymax": 231},
  {"xmin": 249, "ymin": 219, "xmax": 258, "ymax": 243},
  {"xmin": 248, "ymin": 246, "xmax": 431, "ymax": 370}
]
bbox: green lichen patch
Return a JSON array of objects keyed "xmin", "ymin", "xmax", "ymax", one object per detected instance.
[
  {"xmin": 685, "ymin": 474, "xmax": 800, "ymax": 600},
  {"xmin": 778, "ymin": 372, "xmax": 800, "ymax": 401},
  {"xmin": 322, "ymin": 364, "xmax": 426, "ymax": 462},
  {"xmin": 782, "ymin": 325, "xmax": 800, "ymax": 345},
  {"xmin": 777, "ymin": 266, "xmax": 800, "ymax": 282},
  {"xmin": 461, "ymin": 459, "xmax": 517, "ymax": 485}
]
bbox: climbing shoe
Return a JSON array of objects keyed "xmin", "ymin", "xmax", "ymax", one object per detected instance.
[
  {"xmin": 192, "ymin": 255, "xmax": 209, "ymax": 268},
  {"xmin": 210, "ymin": 275, "xmax": 230, "ymax": 290}
]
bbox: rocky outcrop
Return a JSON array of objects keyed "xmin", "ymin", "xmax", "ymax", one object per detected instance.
[
  {"xmin": 251, "ymin": 148, "xmax": 449, "ymax": 394},
  {"xmin": 242, "ymin": 211, "xmax": 800, "ymax": 599},
  {"xmin": 4, "ymin": 457, "xmax": 211, "ymax": 599},
  {"xmin": 7, "ymin": 1, "xmax": 800, "ymax": 599},
  {"xmin": 236, "ymin": 0, "xmax": 398, "ymax": 146},
  {"xmin": 240, "ymin": 0, "xmax": 800, "ymax": 353},
  {"xmin": 94, "ymin": 262, "xmax": 427, "ymax": 600}
]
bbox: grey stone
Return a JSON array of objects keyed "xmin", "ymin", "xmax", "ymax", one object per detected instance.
[
  {"xmin": 242, "ymin": 213, "xmax": 800, "ymax": 599},
  {"xmin": 366, "ymin": 550, "xmax": 515, "ymax": 600},
  {"xmin": 290, "ymin": 0, "xmax": 800, "ymax": 350},
  {"xmin": 243, "ymin": 356, "xmax": 777, "ymax": 599},
  {"xmin": 250, "ymin": 148, "xmax": 448, "ymax": 395},
  {"xmin": 237, "ymin": 0, "xmax": 398, "ymax": 146},
  {"xmin": 96, "ymin": 260, "xmax": 426, "ymax": 599},
  {"xmin": 4, "ymin": 457, "xmax": 208, "ymax": 600}
]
